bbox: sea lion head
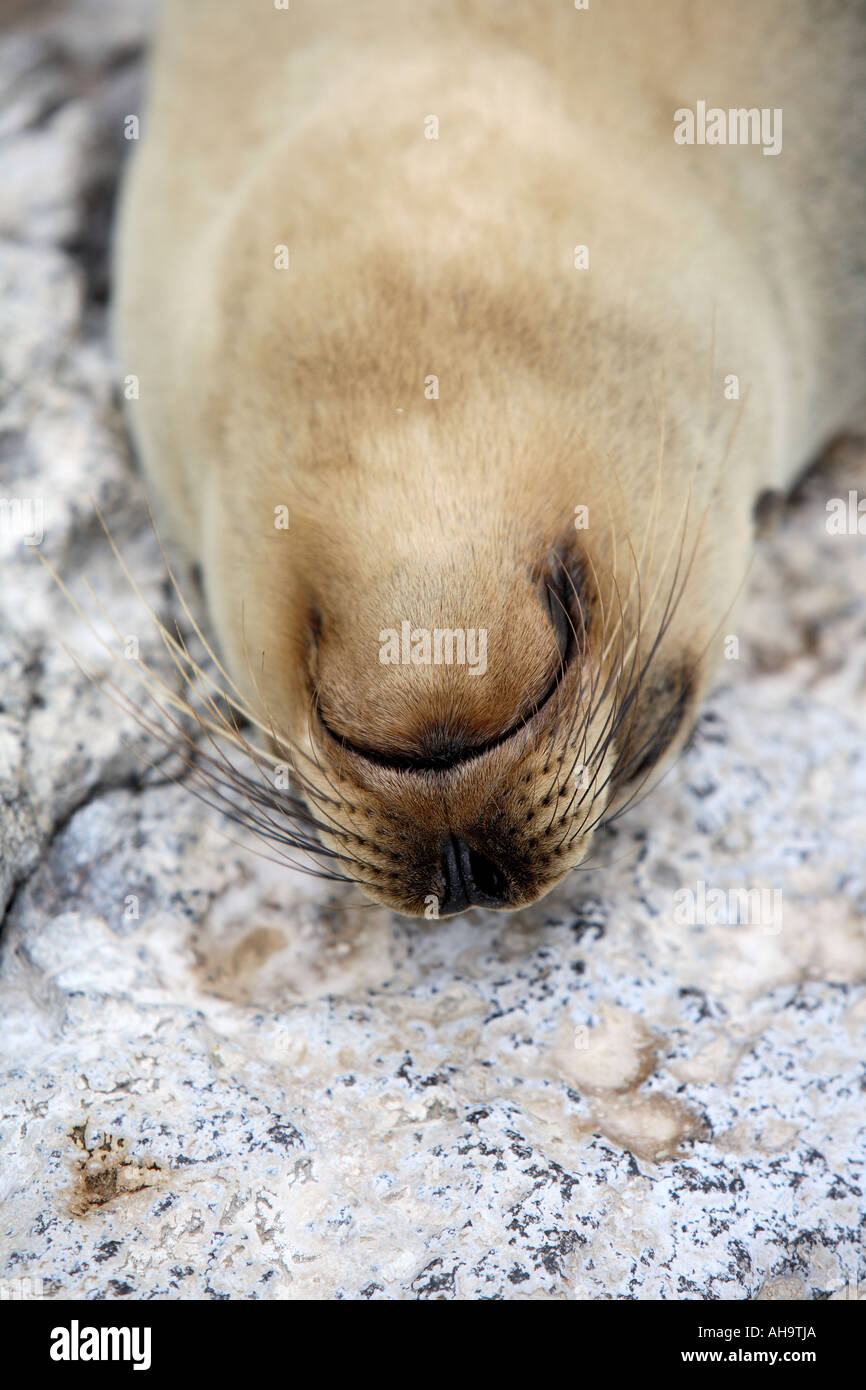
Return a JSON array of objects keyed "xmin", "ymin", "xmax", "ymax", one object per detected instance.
[
  {"xmin": 164, "ymin": 199, "xmax": 730, "ymax": 918},
  {"xmin": 112, "ymin": 0, "xmax": 820, "ymax": 919}
]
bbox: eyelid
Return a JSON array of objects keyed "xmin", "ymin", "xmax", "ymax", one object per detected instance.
[{"xmin": 542, "ymin": 576, "xmax": 573, "ymax": 660}]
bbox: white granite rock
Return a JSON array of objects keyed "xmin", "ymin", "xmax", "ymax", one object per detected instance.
[{"xmin": 1, "ymin": 1, "xmax": 864, "ymax": 1302}]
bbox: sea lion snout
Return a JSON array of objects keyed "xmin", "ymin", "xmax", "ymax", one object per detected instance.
[
  {"xmin": 295, "ymin": 565, "xmax": 614, "ymax": 916},
  {"xmin": 299, "ymin": 714, "xmax": 607, "ymax": 915}
]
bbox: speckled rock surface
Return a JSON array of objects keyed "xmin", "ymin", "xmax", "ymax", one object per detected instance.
[{"xmin": 1, "ymin": 1, "xmax": 865, "ymax": 1302}]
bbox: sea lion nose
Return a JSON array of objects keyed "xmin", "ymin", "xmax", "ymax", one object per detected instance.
[{"xmin": 438, "ymin": 837, "xmax": 509, "ymax": 915}]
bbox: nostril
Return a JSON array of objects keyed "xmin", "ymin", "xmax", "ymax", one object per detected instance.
[
  {"xmin": 438, "ymin": 837, "xmax": 509, "ymax": 915},
  {"xmin": 439, "ymin": 838, "xmax": 464, "ymax": 916},
  {"xmin": 465, "ymin": 847, "xmax": 507, "ymax": 903}
]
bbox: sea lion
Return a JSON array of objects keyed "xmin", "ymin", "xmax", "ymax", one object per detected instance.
[{"xmin": 113, "ymin": 0, "xmax": 866, "ymax": 917}]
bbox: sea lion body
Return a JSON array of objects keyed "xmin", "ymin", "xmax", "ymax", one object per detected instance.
[{"xmin": 114, "ymin": 0, "xmax": 865, "ymax": 915}]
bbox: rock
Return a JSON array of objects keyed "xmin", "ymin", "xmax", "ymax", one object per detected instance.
[{"xmin": 1, "ymin": 0, "xmax": 864, "ymax": 1302}]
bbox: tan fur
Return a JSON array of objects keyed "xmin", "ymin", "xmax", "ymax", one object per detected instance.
[{"xmin": 113, "ymin": 0, "xmax": 865, "ymax": 915}]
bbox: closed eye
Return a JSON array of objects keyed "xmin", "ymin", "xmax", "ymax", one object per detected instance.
[{"xmin": 539, "ymin": 547, "xmax": 590, "ymax": 666}]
